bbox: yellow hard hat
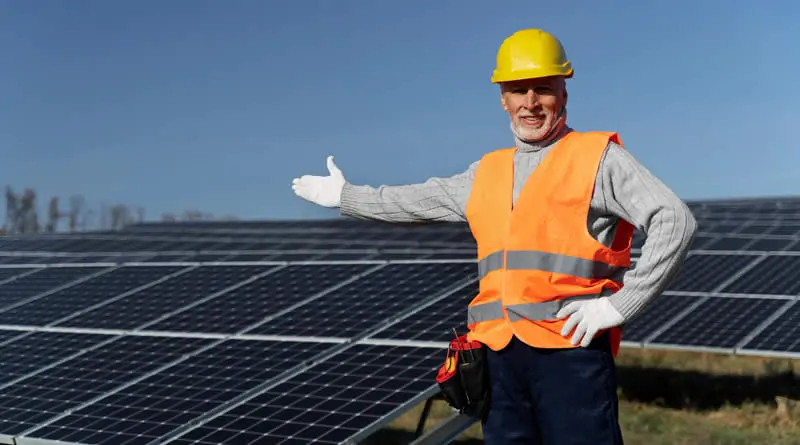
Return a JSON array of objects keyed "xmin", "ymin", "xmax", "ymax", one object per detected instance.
[{"xmin": 491, "ymin": 29, "xmax": 573, "ymax": 83}]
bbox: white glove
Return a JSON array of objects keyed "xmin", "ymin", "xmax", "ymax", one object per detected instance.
[
  {"xmin": 291, "ymin": 155, "xmax": 346, "ymax": 208},
  {"xmin": 556, "ymin": 297, "xmax": 624, "ymax": 348}
]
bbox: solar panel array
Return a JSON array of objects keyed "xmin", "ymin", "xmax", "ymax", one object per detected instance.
[{"xmin": 0, "ymin": 195, "xmax": 799, "ymax": 444}]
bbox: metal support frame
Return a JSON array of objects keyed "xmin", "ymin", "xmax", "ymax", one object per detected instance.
[
  {"xmin": 415, "ymin": 397, "xmax": 435, "ymax": 438},
  {"xmin": 410, "ymin": 410, "xmax": 477, "ymax": 445}
]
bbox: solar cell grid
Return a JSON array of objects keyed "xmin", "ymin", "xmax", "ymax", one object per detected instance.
[
  {"xmin": 0, "ymin": 257, "xmax": 49, "ymax": 265},
  {"xmin": 267, "ymin": 252, "xmax": 325, "ymax": 262},
  {"xmin": 619, "ymin": 294, "xmax": 698, "ymax": 343},
  {"xmin": 56, "ymin": 265, "xmax": 277, "ymax": 330},
  {"xmin": 747, "ymin": 238, "xmax": 791, "ymax": 252},
  {"xmin": 0, "ymin": 267, "xmax": 35, "ymax": 282},
  {"xmin": 190, "ymin": 253, "xmax": 235, "ymax": 262},
  {"xmin": 689, "ymin": 235, "xmax": 715, "ymax": 249},
  {"xmin": 311, "ymin": 252, "xmax": 374, "ymax": 261},
  {"xmin": 648, "ymin": 296, "xmax": 788, "ymax": 349},
  {"xmin": 22, "ymin": 339, "xmax": 335, "ymax": 445},
  {"xmin": 0, "ymin": 332, "xmax": 108, "ymax": 386},
  {"xmin": 0, "ymin": 267, "xmax": 107, "ymax": 309},
  {"xmin": 165, "ymin": 343, "xmax": 442, "ymax": 445},
  {"xmin": 243, "ymin": 262, "xmax": 475, "ymax": 338},
  {"xmin": 420, "ymin": 251, "xmax": 476, "ymax": 260},
  {"xmin": 739, "ymin": 302, "xmax": 800, "ymax": 353},
  {"xmin": 0, "ymin": 266, "xmax": 186, "ymax": 327},
  {"xmin": 769, "ymin": 225, "xmax": 800, "ymax": 236},
  {"xmin": 369, "ymin": 280, "xmax": 477, "ymax": 343},
  {"xmin": 221, "ymin": 253, "xmax": 272, "ymax": 262},
  {"xmin": 703, "ymin": 237, "xmax": 752, "ymax": 250},
  {"xmin": 0, "ymin": 335, "xmax": 210, "ymax": 436},
  {"xmin": 720, "ymin": 256, "xmax": 800, "ymax": 295},
  {"xmin": 147, "ymin": 263, "xmax": 375, "ymax": 334},
  {"xmin": 737, "ymin": 225, "xmax": 774, "ymax": 235},
  {"xmin": 139, "ymin": 254, "xmax": 191, "ymax": 263},
  {"xmin": 0, "ymin": 329, "xmax": 24, "ymax": 346},
  {"xmin": 667, "ymin": 254, "xmax": 756, "ymax": 292},
  {"xmin": 371, "ymin": 252, "xmax": 432, "ymax": 260}
]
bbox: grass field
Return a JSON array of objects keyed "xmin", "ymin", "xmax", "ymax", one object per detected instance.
[{"xmin": 365, "ymin": 347, "xmax": 800, "ymax": 444}]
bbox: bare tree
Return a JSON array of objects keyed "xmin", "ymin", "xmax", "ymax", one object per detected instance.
[
  {"xmin": 4, "ymin": 184, "xmax": 237, "ymax": 232},
  {"xmin": 69, "ymin": 195, "xmax": 87, "ymax": 231},
  {"xmin": 45, "ymin": 196, "xmax": 60, "ymax": 232},
  {"xmin": 4, "ymin": 186, "xmax": 19, "ymax": 233},
  {"xmin": 11, "ymin": 188, "xmax": 40, "ymax": 234}
]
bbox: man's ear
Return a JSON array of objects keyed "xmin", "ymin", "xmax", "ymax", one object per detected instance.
[{"xmin": 500, "ymin": 92, "xmax": 509, "ymax": 112}]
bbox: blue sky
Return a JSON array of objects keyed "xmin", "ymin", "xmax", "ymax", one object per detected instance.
[{"xmin": 2, "ymin": 0, "xmax": 798, "ymax": 227}]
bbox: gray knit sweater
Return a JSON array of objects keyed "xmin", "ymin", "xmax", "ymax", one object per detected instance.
[{"xmin": 339, "ymin": 127, "xmax": 697, "ymax": 322}]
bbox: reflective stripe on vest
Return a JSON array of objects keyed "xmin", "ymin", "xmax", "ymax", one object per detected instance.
[
  {"xmin": 467, "ymin": 289, "xmax": 615, "ymax": 324},
  {"xmin": 477, "ymin": 249, "xmax": 623, "ymax": 280}
]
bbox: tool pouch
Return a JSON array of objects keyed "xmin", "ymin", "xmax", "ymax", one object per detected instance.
[{"xmin": 435, "ymin": 332, "xmax": 490, "ymax": 419}]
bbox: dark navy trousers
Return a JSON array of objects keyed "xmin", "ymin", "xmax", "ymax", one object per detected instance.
[{"xmin": 480, "ymin": 332, "xmax": 624, "ymax": 445}]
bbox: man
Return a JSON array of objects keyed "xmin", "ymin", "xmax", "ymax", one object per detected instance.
[{"xmin": 292, "ymin": 28, "xmax": 696, "ymax": 445}]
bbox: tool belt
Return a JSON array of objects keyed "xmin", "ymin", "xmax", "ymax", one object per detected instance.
[{"xmin": 435, "ymin": 330, "xmax": 490, "ymax": 419}]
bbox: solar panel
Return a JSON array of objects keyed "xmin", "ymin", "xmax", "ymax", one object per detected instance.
[
  {"xmin": 703, "ymin": 236, "xmax": 753, "ymax": 250},
  {"xmin": 160, "ymin": 343, "xmax": 443, "ymax": 445},
  {"xmin": 369, "ymin": 280, "xmax": 477, "ymax": 343},
  {"xmin": 0, "ymin": 266, "xmax": 187, "ymax": 327},
  {"xmin": 647, "ymin": 296, "xmax": 790, "ymax": 350},
  {"xmin": 0, "ymin": 267, "xmax": 36, "ymax": 283},
  {"xmin": 0, "ymin": 333, "xmax": 212, "ymax": 436},
  {"xmin": 738, "ymin": 301, "xmax": 800, "ymax": 354},
  {"xmin": 746, "ymin": 238, "xmax": 792, "ymax": 251},
  {"xmin": 719, "ymin": 255, "xmax": 800, "ymax": 295},
  {"xmin": 55, "ymin": 265, "xmax": 279, "ymax": 330},
  {"xmin": 667, "ymin": 253, "xmax": 756, "ymax": 292},
  {"xmin": 616, "ymin": 293, "xmax": 699, "ymax": 344},
  {"xmin": 0, "ymin": 267, "xmax": 108, "ymax": 310},
  {"xmin": 0, "ymin": 331, "xmax": 109, "ymax": 386},
  {"xmin": 2, "ymin": 195, "xmax": 800, "ymax": 444},
  {"xmin": 147, "ymin": 263, "xmax": 378, "ymax": 334},
  {"xmin": 242, "ymin": 262, "xmax": 475, "ymax": 338},
  {"xmin": 17, "ymin": 339, "xmax": 335, "ymax": 445}
]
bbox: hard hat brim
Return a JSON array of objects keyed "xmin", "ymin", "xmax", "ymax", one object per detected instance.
[{"xmin": 491, "ymin": 65, "xmax": 574, "ymax": 84}]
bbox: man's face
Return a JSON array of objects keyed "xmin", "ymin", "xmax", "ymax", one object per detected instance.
[{"xmin": 500, "ymin": 76, "xmax": 567, "ymax": 142}]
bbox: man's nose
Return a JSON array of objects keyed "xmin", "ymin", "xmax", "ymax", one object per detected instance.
[{"xmin": 522, "ymin": 89, "xmax": 539, "ymax": 109}]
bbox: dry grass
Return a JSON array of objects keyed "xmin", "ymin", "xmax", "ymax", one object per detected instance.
[{"xmin": 362, "ymin": 347, "xmax": 800, "ymax": 444}]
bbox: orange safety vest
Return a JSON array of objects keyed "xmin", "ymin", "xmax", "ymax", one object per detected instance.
[{"xmin": 464, "ymin": 130, "xmax": 634, "ymax": 357}]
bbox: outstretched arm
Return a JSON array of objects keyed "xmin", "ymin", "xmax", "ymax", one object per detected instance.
[
  {"xmin": 292, "ymin": 155, "xmax": 479, "ymax": 224},
  {"xmin": 340, "ymin": 162, "xmax": 478, "ymax": 223}
]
